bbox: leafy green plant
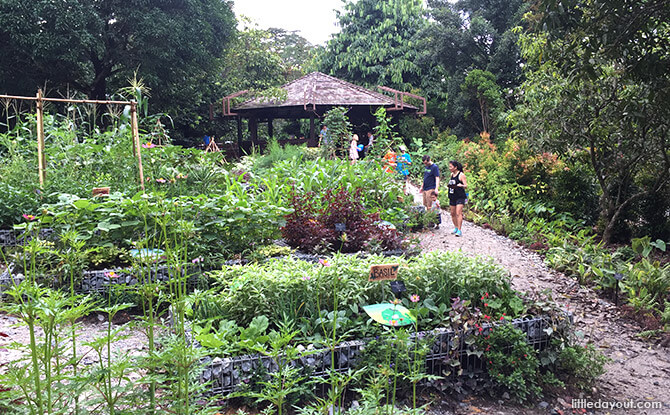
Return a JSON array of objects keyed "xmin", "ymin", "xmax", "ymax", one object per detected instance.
[
  {"xmin": 0, "ymin": 282, "xmax": 96, "ymax": 414},
  {"xmin": 235, "ymin": 324, "xmax": 314, "ymax": 415},
  {"xmin": 479, "ymin": 323, "xmax": 543, "ymax": 403},
  {"xmin": 321, "ymin": 107, "xmax": 352, "ymax": 160}
]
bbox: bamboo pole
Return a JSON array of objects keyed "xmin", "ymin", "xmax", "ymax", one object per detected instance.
[
  {"xmin": 1, "ymin": 92, "xmax": 142, "ymax": 189},
  {"xmin": 130, "ymin": 102, "xmax": 145, "ymax": 192},
  {"xmin": 35, "ymin": 89, "xmax": 46, "ymax": 187},
  {"xmin": 0, "ymin": 94, "xmax": 131, "ymax": 105}
]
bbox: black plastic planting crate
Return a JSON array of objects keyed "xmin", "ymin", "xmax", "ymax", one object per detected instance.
[
  {"xmin": 0, "ymin": 264, "xmax": 206, "ymax": 295},
  {"xmin": 0, "ymin": 228, "xmax": 54, "ymax": 247},
  {"xmin": 76, "ymin": 265, "xmax": 204, "ymax": 294},
  {"xmin": 201, "ymin": 313, "xmax": 570, "ymax": 396}
]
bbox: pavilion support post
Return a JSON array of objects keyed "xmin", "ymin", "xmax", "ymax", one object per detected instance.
[
  {"xmin": 268, "ymin": 118, "xmax": 274, "ymax": 139},
  {"xmin": 309, "ymin": 115, "xmax": 316, "ymax": 147},
  {"xmin": 130, "ymin": 102, "xmax": 145, "ymax": 192},
  {"xmin": 237, "ymin": 116, "xmax": 243, "ymax": 158},
  {"xmin": 249, "ymin": 117, "xmax": 258, "ymax": 145},
  {"xmin": 35, "ymin": 89, "xmax": 46, "ymax": 187}
]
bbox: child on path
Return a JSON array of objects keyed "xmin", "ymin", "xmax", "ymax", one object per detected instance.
[
  {"xmin": 429, "ymin": 190, "xmax": 442, "ymax": 228},
  {"xmin": 396, "ymin": 145, "xmax": 412, "ymax": 194},
  {"xmin": 382, "ymin": 148, "xmax": 397, "ymax": 173},
  {"xmin": 420, "ymin": 155, "xmax": 440, "ymax": 209},
  {"xmin": 349, "ymin": 134, "xmax": 360, "ymax": 164}
]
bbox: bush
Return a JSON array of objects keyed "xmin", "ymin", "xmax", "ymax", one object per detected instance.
[
  {"xmin": 480, "ymin": 324, "xmax": 543, "ymax": 402},
  {"xmin": 204, "ymin": 251, "xmax": 520, "ymax": 338},
  {"xmin": 281, "ymin": 187, "xmax": 402, "ymax": 254}
]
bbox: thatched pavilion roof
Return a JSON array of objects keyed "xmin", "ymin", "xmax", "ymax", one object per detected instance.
[
  {"xmin": 221, "ymin": 71, "xmax": 424, "ymax": 150},
  {"xmin": 232, "ymin": 71, "xmax": 418, "ymax": 113}
]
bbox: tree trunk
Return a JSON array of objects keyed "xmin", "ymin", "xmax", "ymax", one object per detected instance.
[
  {"xmin": 601, "ymin": 190, "xmax": 649, "ymax": 243},
  {"xmin": 89, "ymin": 77, "xmax": 107, "ymax": 101}
]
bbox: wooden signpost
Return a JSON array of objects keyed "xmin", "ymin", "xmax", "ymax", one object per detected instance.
[
  {"xmin": 92, "ymin": 187, "xmax": 110, "ymax": 197},
  {"xmin": 369, "ymin": 263, "xmax": 400, "ymax": 281}
]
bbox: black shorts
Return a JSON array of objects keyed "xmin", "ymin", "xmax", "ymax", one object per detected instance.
[{"xmin": 449, "ymin": 198, "xmax": 466, "ymax": 206}]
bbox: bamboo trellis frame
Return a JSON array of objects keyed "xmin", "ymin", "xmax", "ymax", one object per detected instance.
[{"xmin": 0, "ymin": 90, "xmax": 145, "ymax": 191}]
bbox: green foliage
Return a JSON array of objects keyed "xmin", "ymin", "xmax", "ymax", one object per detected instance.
[
  {"xmin": 0, "ymin": 0, "xmax": 237, "ymax": 127},
  {"xmin": 321, "ymin": 107, "xmax": 352, "ymax": 159},
  {"xmin": 269, "ymin": 157, "xmax": 406, "ymax": 219},
  {"xmin": 510, "ymin": 58, "xmax": 670, "ymax": 243},
  {"xmin": 320, "ymin": 0, "xmax": 428, "ymax": 91},
  {"xmin": 536, "ymin": 0, "xmax": 670, "ymax": 82},
  {"xmin": 460, "ymin": 70, "xmax": 504, "ymax": 135},
  {"xmin": 426, "ymin": 128, "xmax": 669, "ymax": 321},
  {"xmin": 552, "ymin": 342, "xmax": 608, "ymax": 390},
  {"xmin": 367, "ymin": 107, "xmax": 403, "ymax": 160},
  {"xmin": 203, "ymin": 251, "xmax": 519, "ymax": 347},
  {"xmin": 480, "ymin": 324, "xmax": 543, "ymax": 402},
  {"xmin": 233, "ymin": 325, "xmax": 314, "ymax": 415},
  {"xmin": 422, "ymin": 0, "xmax": 528, "ymax": 135},
  {"xmin": 266, "ymin": 28, "xmax": 319, "ymax": 80},
  {"xmin": 251, "ymin": 137, "xmax": 306, "ymax": 172},
  {"xmin": 517, "ymin": 1, "xmax": 670, "ymax": 243}
]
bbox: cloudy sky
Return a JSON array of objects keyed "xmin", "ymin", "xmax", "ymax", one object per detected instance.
[{"xmin": 232, "ymin": 0, "xmax": 346, "ymax": 45}]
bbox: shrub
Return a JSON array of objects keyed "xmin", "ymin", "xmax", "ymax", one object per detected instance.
[
  {"xmin": 480, "ymin": 324, "xmax": 543, "ymax": 402},
  {"xmin": 281, "ymin": 187, "xmax": 403, "ymax": 254},
  {"xmin": 205, "ymin": 251, "xmax": 519, "ymax": 338}
]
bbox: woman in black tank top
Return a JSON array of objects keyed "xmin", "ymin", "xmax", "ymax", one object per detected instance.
[{"xmin": 447, "ymin": 160, "xmax": 467, "ymax": 237}]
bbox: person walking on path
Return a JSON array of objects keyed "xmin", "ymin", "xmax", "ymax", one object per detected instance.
[
  {"xmin": 382, "ymin": 147, "xmax": 397, "ymax": 173},
  {"xmin": 396, "ymin": 145, "xmax": 412, "ymax": 195},
  {"xmin": 447, "ymin": 160, "xmax": 467, "ymax": 237},
  {"xmin": 349, "ymin": 134, "xmax": 360, "ymax": 165},
  {"xmin": 420, "ymin": 155, "xmax": 440, "ymax": 209}
]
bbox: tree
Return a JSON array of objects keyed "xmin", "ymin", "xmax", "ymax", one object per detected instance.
[
  {"xmin": 422, "ymin": 0, "xmax": 527, "ymax": 136},
  {"xmin": 219, "ymin": 22, "xmax": 286, "ymax": 94},
  {"xmin": 321, "ymin": 107, "xmax": 352, "ymax": 159},
  {"xmin": 535, "ymin": 0, "xmax": 670, "ymax": 82},
  {"xmin": 511, "ymin": 35, "xmax": 670, "ymax": 243},
  {"xmin": 267, "ymin": 28, "xmax": 319, "ymax": 81},
  {"xmin": 319, "ymin": 0, "xmax": 428, "ymax": 91},
  {"xmin": 460, "ymin": 70, "xmax": 503, "ymax": 134},
  {"xmin": 0, "ymin": 0, "xmax": 236, "ymax": 121},
  {"xmin": 515, "ymin": 0, "xmax": 670, "ymax": 242}
]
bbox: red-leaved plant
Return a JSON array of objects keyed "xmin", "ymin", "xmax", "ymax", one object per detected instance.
[{"xmin": 281, "ymin": 187, "xmax": 402, "ymax": 253}]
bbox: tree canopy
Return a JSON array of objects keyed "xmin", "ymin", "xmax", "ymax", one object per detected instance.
[
  {"xmin": 319, "ymin": 0, "xmax": 428, "ymax": 91},
  {"xmin": 511, "ymin": 0, "xmax": 670, "ymax": 242},
  {"xmin": 421, "ymin": 0, "xmax": 528, "ymax": 136},
  {"xmin": 0, "ymin": 0, "xmax": 236, "ymax": 118}
]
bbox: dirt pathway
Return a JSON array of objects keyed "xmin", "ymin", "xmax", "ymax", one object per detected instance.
[{"xmin": 412, "ymin": 186, "xmax": 670, "ymax": 415}]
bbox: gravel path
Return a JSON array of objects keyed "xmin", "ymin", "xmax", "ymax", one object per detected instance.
[{"xmin": 412, "ymin": 185, "xmax": 670, "ymax": 415}]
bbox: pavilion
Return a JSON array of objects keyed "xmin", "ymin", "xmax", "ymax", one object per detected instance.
[{"xmin": 220, "ymin": 71, "xmax": 425, "ymax": 153}]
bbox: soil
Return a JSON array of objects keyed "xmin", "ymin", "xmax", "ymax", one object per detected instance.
[{"xmin": 1, "ymin": 187, "xmax": 668, "ymax": 415}]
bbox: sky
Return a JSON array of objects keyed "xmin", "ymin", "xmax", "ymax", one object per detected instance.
[{"xmin": 232, "ymin": 0, "xmax": 346, "ymax": 46}]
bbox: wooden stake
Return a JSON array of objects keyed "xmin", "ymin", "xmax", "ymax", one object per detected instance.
[
  {"xmin": 36, "ymin": 89, "xmax": 46, "ymax": 187},
  {"xmin": 131, "ymin": 102, "xmax": 145, "ymax": 192}
]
